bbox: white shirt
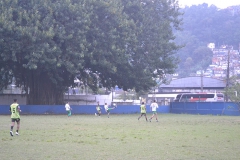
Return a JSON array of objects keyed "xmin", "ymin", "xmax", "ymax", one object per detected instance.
[
  {"xmin": 150, "ymin": 102, "xmax": 158, "ymax": 111},
  {"xmin": 104, "ymin": 104, "xmax": 108, "ymax": 111},
  {"xmin": 65, "ymin": 103, "xmax": 71, "ymax": 111}
]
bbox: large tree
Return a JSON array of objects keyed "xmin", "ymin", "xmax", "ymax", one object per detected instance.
[{"xmin": 0, "ymin": 0, "xmax": 182, "ymax": 104}]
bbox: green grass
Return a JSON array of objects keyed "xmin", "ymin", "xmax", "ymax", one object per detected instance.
[{"xmin": 1, "ymin": 114, "xmax": 240, "ymax": 160}]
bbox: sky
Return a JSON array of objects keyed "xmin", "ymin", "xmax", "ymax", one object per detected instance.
[{"xmin": 178, "ymin": 0, "xmax": 240, "ymax": 9}]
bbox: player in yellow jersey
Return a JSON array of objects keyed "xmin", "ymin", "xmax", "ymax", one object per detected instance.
[
  {"xmin": 138, "ymin": 102, "xmax": 148, "ymax": 122},
  {"xmin": 9, "ymin": 99, "xmax": 21, "ymax": 136},
  {"xmin": 95, "ymin": 101, "xmax": 102, "ymax": 116}
]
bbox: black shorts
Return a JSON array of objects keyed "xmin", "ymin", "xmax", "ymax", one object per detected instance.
[{"xmin": 11, "ymin": 118, "xmax": 20, "ymax": 122}]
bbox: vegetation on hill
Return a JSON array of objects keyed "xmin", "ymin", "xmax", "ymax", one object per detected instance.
[{"xmin": 176, "ymin": 3, "xmax": 240, "ymax": 77}]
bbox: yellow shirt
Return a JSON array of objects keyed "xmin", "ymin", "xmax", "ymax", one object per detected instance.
[
  {"xmin": 140, "ymin": 105, "xmax": 146, "ymax": 113},
  {"xmin": 10, "ymin": 103, "xmax": 20, "ymax": 119}
]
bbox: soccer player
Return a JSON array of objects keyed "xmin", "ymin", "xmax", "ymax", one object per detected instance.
[
  {"xmin": 104, "ymin": 102, "xmax": 117, "ymax": 118},
  {"xmin": 9, "ymin": 99, "xmax": 21, "ymax": 136},
  {"xmin": 149, "ymin": 100, "xmax": 159, "ymax": 122},
  {"xmin": 95, "ymin": 101, "xmax": 101, "ymax": 116},
  {"xmin": 138, "ymin": 102, "xmax": 148, "ymax": 121},
  {"xmin": 65, "ymin": 102, "xmax": 72, "ymax": 117}
]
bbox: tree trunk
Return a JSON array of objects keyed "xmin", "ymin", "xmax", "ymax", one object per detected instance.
[{"xmin": 26, "ymin": 71, "xmax": 64, "ymax": 105}]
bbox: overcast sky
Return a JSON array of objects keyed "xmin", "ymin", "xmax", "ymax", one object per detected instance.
[{"xmin": 178, "ymin": 0, "xmax": 240, "ymax": 9}]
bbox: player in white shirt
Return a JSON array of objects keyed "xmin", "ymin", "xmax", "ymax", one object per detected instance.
[
  {"xmin": 65, "ymin": 102, "xmax": 72, "ymax": 117},
  {"xmin": 104, "ymin": 102, "xmax": 117, "ymax": 118},
  {"xmin": 149, "ymin": 100, "xmax": 158, "ymax": 122}
]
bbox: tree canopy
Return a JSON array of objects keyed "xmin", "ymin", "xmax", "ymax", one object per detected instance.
[{"xmin": 0, "ymin": 0, "xmax": 182, "ymax": 104}]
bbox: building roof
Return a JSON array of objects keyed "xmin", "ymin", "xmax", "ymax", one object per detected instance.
[{"xmin": 160, "ymin": 77, "xmax": 226, "ymax": 89}]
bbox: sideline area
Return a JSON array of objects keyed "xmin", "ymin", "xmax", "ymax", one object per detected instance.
[{"xmin": 1, "ymin": 102, "xmax": 239, "ymax": 116}]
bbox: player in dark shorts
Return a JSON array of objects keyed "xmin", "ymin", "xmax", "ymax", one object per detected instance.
[
  {"xmin": 104, "ymin": 103, "xmax": 117, "ymax": 118},
  {"xmin": 9, "ymin": 99, "xmax": 21, "ymax": 136},
  {"xmin": 138, "ymin": 102, "xmax": 148, "ymax": 122}
]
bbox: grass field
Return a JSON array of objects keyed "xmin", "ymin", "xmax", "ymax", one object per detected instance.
[{"xmin": 1, "ymin": 114, "xmax": 240, "ymax": 160}]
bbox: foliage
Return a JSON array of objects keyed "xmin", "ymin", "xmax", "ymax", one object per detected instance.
[
  {"xmin": 0, "ymin": 0, "xmax": 182, "ymax": 104},
  {"xmin": 225, "ymin": 84, "xmax": 240, "ymax": 102},
  {"xmin": 176, "ymin": 3, "xmax": 240, "ymax": 77},
  {"xmin": 224, "ymin": 76, "xmax": 240, "ymax": 102},
  {"xmin": 115, "ymin": 89, "xmax": 138, "ymax": 100}
]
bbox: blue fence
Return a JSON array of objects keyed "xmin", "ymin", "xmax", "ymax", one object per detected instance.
[
  {"xmin": 1, "ymin": 103, "xmax": 239, "ymax": 116},
  {"xmin": 0, "ymin": 105, "xmax": 170, "ymax": 115},
  {"xmin": 170, "ymin": 102, "xmax": 240, "ymax": 116}
]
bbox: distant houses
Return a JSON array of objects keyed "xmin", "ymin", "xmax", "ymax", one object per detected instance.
[
  {"xmin": 154, "ymin": 44, "xmax": 239, "ymax": 104},
  {"xmin": 196, "ymin": 44, "xmax": 240, "ymax": 79}
]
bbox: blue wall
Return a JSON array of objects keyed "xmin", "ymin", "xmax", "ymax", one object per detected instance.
[
  {"xmin": 170, "ymin": 102, "xmax": 240, "ymax": 116},
  {"xmin": 0, "ymin": 105, "xmax": 170, "ymax": 115},
  {"xmin": 1, "ymin": 103, "xmax": 239, "ymax": 116}
]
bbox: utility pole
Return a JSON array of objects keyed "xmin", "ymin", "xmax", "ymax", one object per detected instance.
[
  {"xmin": 226, "ymin": 50, "xmax": 230, "ymax": 102},
  {"xmin": 112, "ymin": 87, "xmax": 114, "ymax": 102},
  {"xmin": 201, "ymin": 70, "xmax": 203, "ymax": 92}
]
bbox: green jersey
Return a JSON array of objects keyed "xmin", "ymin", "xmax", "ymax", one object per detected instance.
[
  {"xmin": 96, "ymin": 105, "xmax": 101, "ymax": 111},
  {"xmin": 10, "ymin": 103, "xmax": 20, "ymax": 119},
  {"xmin": 140, "ymin": 105, "xmax": 146, "ymax": 113}
]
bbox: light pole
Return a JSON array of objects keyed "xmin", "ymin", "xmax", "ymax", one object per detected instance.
[
  {"xmin": 112, "ymin": 87, "xmax": 114, "ymax": 102},
  {"xmin": 68, "ymin": 87, "xmax": 70, "ymax": 101},
  {"xmin": 226, "ymin": 50, "xmax": 230, "ymax": 102},
  {"xmin": 201, "ymin": 70, "xmax": 203, "ymax": 92}
]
